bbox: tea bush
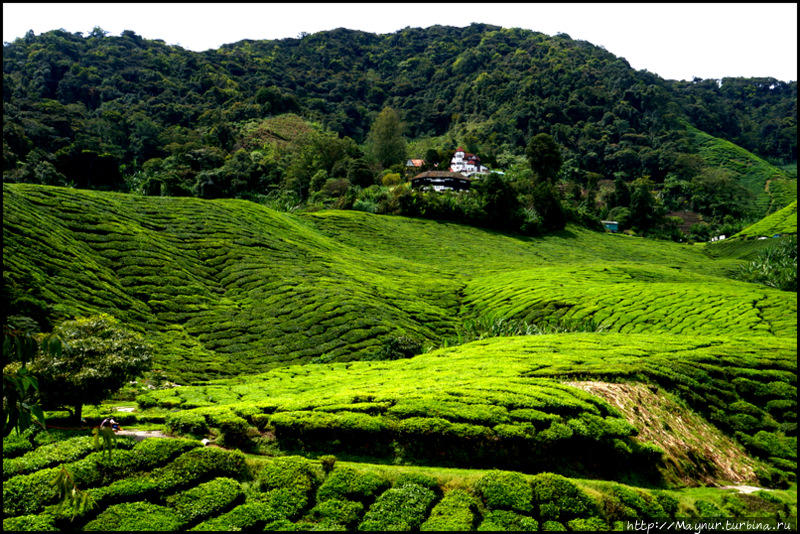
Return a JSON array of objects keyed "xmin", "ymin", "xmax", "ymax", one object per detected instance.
[
  {"xmin": 474, "ymin": 470, "xmax": 533, "ymax": 513},
  {"xmin": 83, "ymin": 501, "xmax": 183, "ymax": 531},
  {"xmin": 477, "ymin": 510, "xmax": 539, "ymax": 531},
  {"xmin": 316, "ymin": 466, "xmax": 389, "ymax": 503},
  {"xmin": 165, "ymin": 411, "xmax": 209, "ymax": 436},
  {"xmin": 165, "ymin": 477, "xmax": 243, "ymax": 525},
  {"xmin": 358, "ymin": 483, "xmax": 437, "ymax": 531},
  {"xmin": 307, "ymin": 498, "xmax": 364, "ymax": 529},
  {"xmin": 420, "ymin": 489, "xmax": 477, "ymax": 531},
  {"xmin": 531, "ymin": 473, "xmax": 597, "ymax": 521}
]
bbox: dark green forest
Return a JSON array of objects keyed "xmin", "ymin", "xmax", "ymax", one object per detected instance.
[{"xmin": 3, "ymin": 24, "xmax": 797, "ymax": 238}]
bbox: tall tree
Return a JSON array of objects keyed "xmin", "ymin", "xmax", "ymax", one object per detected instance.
[
  {"xmin": 32, "ymin": 314, "xmax": 152, "ymax": 423},
  {"xmin": 525, "ymin": 133, "xmax": 562, "ymax": 184},
  {"xmin": 366, "ymin": 107, "xmax": 406, "ymax": 169}
]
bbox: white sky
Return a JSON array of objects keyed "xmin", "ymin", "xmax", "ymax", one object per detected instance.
[{"xmin": 3, "ymin": 2, "xmax": 797, "ymax": 82}]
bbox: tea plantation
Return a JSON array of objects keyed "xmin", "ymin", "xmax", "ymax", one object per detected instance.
[
  {"xmin": 3, "ymin": 434, "xmax": 797, "ymax": 532},
  {"xmin": 3, "ymin": 184, "xmax": 797, "ymax": 531}
]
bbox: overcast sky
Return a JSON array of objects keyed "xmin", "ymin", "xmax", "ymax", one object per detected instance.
[{"xmin": 3, "ymin": 3, "xmax": 797, "ymax": 82}]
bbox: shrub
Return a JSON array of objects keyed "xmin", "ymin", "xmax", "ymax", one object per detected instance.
[
  {"xmin": 316, "ymin": 467, "xmax": 389, "ymax": 503},
  {"xmin": 129, "ymin": 437, "xmax": 201, "ymax": 471},
  {"xmin": 208, "ymin": 412, "xmax": 251, "ymax": 448},
  {"xmin": 2, "ymin": 513, "xmax": 58, "ymax": 531},
  {"xmin": 358, "ymin": 483, "xmax": 437, "ymax": 531},
  {"xmin": 251, "ymin": 486, "xmax": 310, "ymax": 518},
  {"xmin": 165, "ymin": 477, "xmax": 243, "ymax": 525},
  {"xmin": 474, "ymin": 470, "xmax": 533, "ymax": 513},
  {"xmin": 153, "ymin": 447, "xmax": 247, "ymax": 494},
  {"xmin": 257, "ymin": 456, "xmax": 320, "ymax": 494},
  {"xmin": 3, "ymin": 436, "xmax": 96, "ymax": 479},
  {"xmin": 541, "ymin": 519, "xmax": 568, "ymax": 530},
  {"xmin": 372, "ymin": 336, "xmax": 423, "ymax": 360},
  {"xmin": 421, "ymin": 489, "xmax": 477, "ymax": 531},
  {"xmin": 2, "ymin": 431, "xmax": 35, "ymax": 458},
  {"xmin": 393, "ymin": 472, "xmax": 440, "ymax": 492},
  {"xmin": 530, "ymin": 473, "xmax": 596, "ymax": 521},
  {"xmin": 567, "ymin": 517, "xmax": 610, "ymax": 530},
  {"xmin": 308, "ymin": 498, "xmax": 364, "ymax": 528},
  {"xmin": 83, "ymin": 501, "xmax": 183, "ymax": 531},
  {"xmin": 477, "ymin": 510, "xmax": 539, "ymax": 531},
  {"xmin": 166, "ymin": 411, "xmax": 209, "ymax": 436},
  {"xmin": 190, "ymin": 502, "xmax": 284, "ymax": 531}
]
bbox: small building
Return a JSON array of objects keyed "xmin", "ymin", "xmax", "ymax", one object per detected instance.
[
  {"xmin": 450, "ymin": 147, "xmax": 489, "ymax": 176},
  {"xmin": 406, "ymin": 159, "xmax": 425, "ymax": 169},
  {"xmin": 601, "ymin": 220, "xmax": 619, "ymax": 233},
  {"xmin": 410, "ymin": 171, "xmax": 473, "ymax": 192}
]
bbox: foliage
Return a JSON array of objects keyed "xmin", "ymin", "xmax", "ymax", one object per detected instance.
[
  {"xmin": 49, "ymin": 465, "xmax": 94, "ymax": 520},
  {"xmin": 31, "ymin": 314, "xmax": 152, "ymax": 422},
  {"xmin": 358, "ymin": 483, "xmax": 437, "ymax": 531},
  {"xmin": 420, "ymin": 489, "xmax": 477, "ymax": 531},
  {"xmin": 474, "ymin": 470, "xmax": 533, "ymax": 512},
  {"xmin": 734, "ymin": 236, "xmax": 797, "ymax": 292},
  {"xmin": 3, "ymin": 25, "xmax": 794, "ymax": 234},
  {"xmin": 83, "ymin": 501, "xmax": 183, "ymax": 531},
  {"xmin": 165, "ymin": 476, "xmax": 243, "ymax": 525},
  {"xmin": 478, "ymin": 509, "xmax": 539, "ymax": 531},
  {"xmin": 3, "ymin": 326, "xmax": 63, "ymax": 436},
  {"xmin": 367, "ymin": 107, "xmax": 406, "ymax": 170}
]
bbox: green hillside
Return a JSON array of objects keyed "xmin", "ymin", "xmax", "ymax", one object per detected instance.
[
  {"xmin": 133, "ymin": 333, "xmax": 796, "ymax": 482},
  {"xmin": 686, "ymin": 126, "xmax": 797, "ymax": 217},
  {"xmin": 5, "ymin": 184, "xmax": 794, "ymax": 383},
  {"xmin": 2, "ymin": 184, "xmax": 797, "ymax": 531},
  {"xmin": 735, "ymin": 200, "xmax": 797, "ymax": 238}
]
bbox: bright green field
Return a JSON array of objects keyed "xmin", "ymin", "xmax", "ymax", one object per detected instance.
[
  {"xmin": 3, "ymin": 183, "xmax": 797, "ymax": 531},
  {"xmin": 4, "ymin": 184, "xmax": 790, "ymax": 382}
]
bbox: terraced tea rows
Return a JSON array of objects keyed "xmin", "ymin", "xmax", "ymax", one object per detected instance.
[
  {"xmin": 462, "ymin": 264, "xmax": 796, "ymax": 337},
  {"xmin": 5, "ymin": 184, "xmax": 784, "ymax": 383},
  {"xmin": 735, "ymin": 200, "xmax": 797, "ymax": 238},
  {"xmin": 3, "ymin": 434, "xmax": 796, "ymax": 532},
  {"xmin": 134, "ymin": 334, "xmax": 796, "ymax": 484}
]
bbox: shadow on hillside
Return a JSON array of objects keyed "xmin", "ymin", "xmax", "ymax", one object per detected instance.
[{"xmin": 268, "ymin": 426, "xmax": 666, "ymax": 488}]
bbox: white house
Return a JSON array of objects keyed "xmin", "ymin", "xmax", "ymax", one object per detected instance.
[{"xmin": 449, "ymin": 147, "xmax": 489, "ymax": 177}]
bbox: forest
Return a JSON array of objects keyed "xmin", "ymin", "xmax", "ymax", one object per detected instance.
[{"xmin": 3, "ymin": 24, "xmax": 797, "ymax": 238}]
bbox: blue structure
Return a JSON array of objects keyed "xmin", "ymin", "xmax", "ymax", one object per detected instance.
[{"xmin": 601, "ymin": 220, "xmax": 619, "ymax": 233}]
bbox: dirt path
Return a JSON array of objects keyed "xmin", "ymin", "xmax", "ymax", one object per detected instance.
[
  {"xmin": 719, "ymin": 485, "xmax": 771, "ymax": 494},
  {"xmin": 115, "ymin": 429, "xmax": 170, "ymax": 441}
]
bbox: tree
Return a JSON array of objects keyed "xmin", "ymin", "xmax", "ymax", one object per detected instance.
[
  {"xmin": 31, "ymin": 314, "xmax": 152, "ymax": 423},
  {"xmin": 610, "ymin": 175, "xmax": 631, "ymax": 208},
  {"xmin": 525, "ymin": 133, "xmax": 562, "ymax": 183},
  {"xmin": 628, "ymin": 177, "xmax": 657, "ymax": 231},
  {"xmin": 3, "ymin": 324, "xmax": 63, "ymax": 436},
  {"xmin": 366, "ymin": 107, "xmax": 406, "ymax": 169}
]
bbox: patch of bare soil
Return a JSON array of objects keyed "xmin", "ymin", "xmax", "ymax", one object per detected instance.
[{"xmin": 567, "ymin": 381, "xmax": 760, "ymax": 487}]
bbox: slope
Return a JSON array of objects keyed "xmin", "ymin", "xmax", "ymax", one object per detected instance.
[
  {"xmin": 686, "ymin": 125, "xmax": 797, "ymax": 217},
  {"xmin": 4, "ymin": 184, "xmax": 796, "ymax": 383},
  {"xmin": 734, "ymin": 200, "xmax": 797, "ymax": 239}
]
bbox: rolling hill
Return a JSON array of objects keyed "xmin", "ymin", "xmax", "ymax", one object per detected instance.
[
  {"xmin": 2, "ymin": 183, "xmax": 797, "ymax": 531},
  {"xmin": 5, "ymin": 184, "xmax": 795, "ymax": 382}
]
